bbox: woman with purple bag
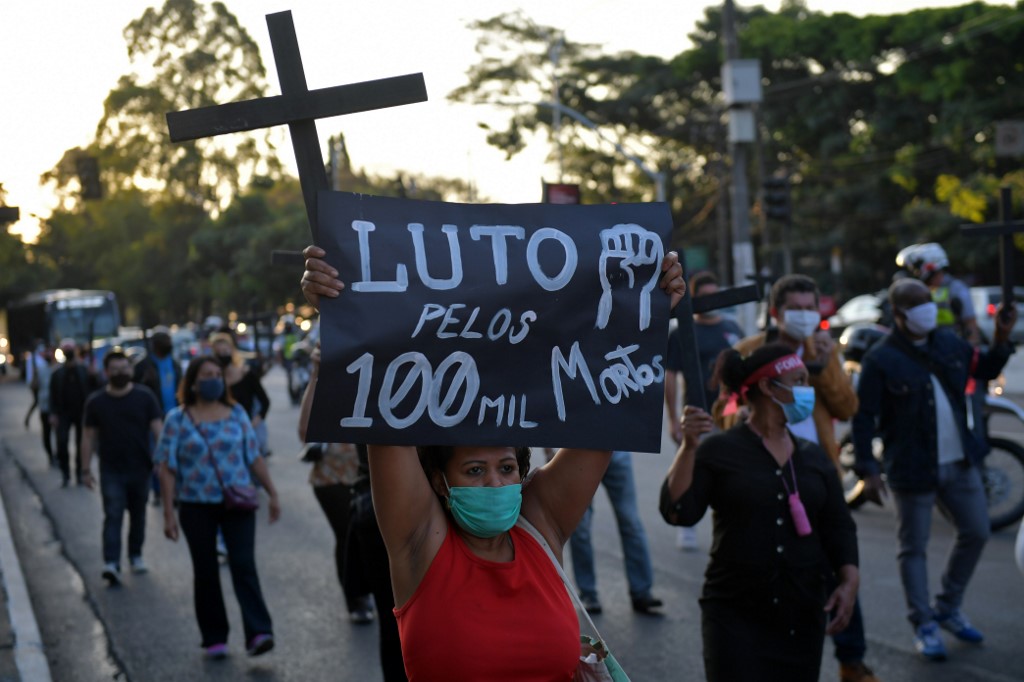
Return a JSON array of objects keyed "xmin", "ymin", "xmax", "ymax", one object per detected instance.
[
  {"xmin": 660, "ymin": 343, "xmax": 860, "ymax": 682},
  {"xmin": 156, "ymin": 355, "xmax": 281, "ymax": 659}
]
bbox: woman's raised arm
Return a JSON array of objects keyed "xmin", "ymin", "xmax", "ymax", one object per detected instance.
[{"xmin": 368, "ymin": 445, "xmax": 447, "ymax": 606}]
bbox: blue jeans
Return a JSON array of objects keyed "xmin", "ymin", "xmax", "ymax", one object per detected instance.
[
  {"xmin": 100, "ymin": 470, "xmax": 150, "ymax": 564},
  {"xmin": 178, "ymin": 502, "xmax": 273, "ymax": 647},
  {"xmin": 570, "ymin": 451, "xmax": 654, "ymax": 600},
  {"xmin": 831, "ymin": 590, "xmax": 867, "ymax": 663},
  {"xmin": 892, "ymin": 462, "xmax": 990, "ymax": 627}
]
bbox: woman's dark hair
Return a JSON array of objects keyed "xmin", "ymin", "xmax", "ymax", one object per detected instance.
[
  {"xmin": 713, "ymin": 343, "xmax": 796, "ymax": 402},
  {"xmin": 178, "ymin": 355, "xmax": 235, "ymax": 407},
  {"xmin": 418, "ymin": 446, "xmax": 532, "ymax": 483}
]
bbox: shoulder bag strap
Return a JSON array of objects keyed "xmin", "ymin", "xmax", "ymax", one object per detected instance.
[
  {"xmin": 183, "ymin": 408, "xmax": 229, "ymax": 492},
  {"xmin": 514, "ymin": 516, "xmax": 605, "ymax": 641}
]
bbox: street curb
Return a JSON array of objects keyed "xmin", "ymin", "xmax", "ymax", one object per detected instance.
[{"xmin": 0, "ymin": 480, "xmax": 52, "ymax": 682}]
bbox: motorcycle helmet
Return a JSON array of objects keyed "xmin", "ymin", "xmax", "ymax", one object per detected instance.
[
  {"xmin": 895, "ymin": 243, "xmax": 949, "ymax": 281},
  {"xmin": 839, "ymin": 323, "xmax": 887, "ymax": 364}
]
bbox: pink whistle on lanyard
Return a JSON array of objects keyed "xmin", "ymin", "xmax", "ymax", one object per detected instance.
[{"xmin": 788, "ymin": 493, "xmax": 812, "ymax": 536}]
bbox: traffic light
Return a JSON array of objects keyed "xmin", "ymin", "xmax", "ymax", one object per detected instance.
[
  {"xmin": 762, "ymin": 176, "xmax": 790, "ymax": 221},
  {"xmin": 76, "ymin": 155, "xmax": 102, "ymax": 200}
]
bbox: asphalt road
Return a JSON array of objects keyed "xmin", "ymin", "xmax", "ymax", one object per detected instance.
[{"xmin": 1, "ymin": 363, "xmax": 1023, "ymax": 681}]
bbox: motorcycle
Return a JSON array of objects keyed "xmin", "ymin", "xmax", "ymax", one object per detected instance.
[
  {"xmin": 836, "ymin": 322, "xmax": 1024, "ymax": 531},
  {"xmin": 287, "ymin": 343, "xmax": 312, "ymax": 406}
]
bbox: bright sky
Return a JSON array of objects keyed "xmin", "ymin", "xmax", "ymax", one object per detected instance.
[{"xmin": 0, "ymin": 0, "xmax": 1002, "ymax": 242}]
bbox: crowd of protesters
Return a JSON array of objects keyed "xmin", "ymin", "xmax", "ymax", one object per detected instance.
[{"xmin": 7, "ymin": 238, "xmax": 1019, "ymax": 681}]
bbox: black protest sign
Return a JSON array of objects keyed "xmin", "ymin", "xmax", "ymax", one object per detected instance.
[{"xmin": 306, "ymin": 192, "xmax": 673, "ymax": 452}]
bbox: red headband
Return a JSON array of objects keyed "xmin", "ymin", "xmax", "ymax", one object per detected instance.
[{"xmin": 722, "ymin": 353, "xmax": 804, "ymax": 416}]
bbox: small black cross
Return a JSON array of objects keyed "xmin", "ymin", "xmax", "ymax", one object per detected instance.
[
  {"xmin": 746, "ymin": 271, "xmax": 777, "ymax": 331},
  {"xmin": 961, "ymin": 186, "xmax": 1024, "ymax": 321},
  {"xmin": 165, "ymin": 10, "xmax": 427, "ymax": 241},
  {"xmin": 0, "ymin": 205, "xmax": 19, "ymax": 224},
  {"xmin": 672, "ymin": 252, "xmax": 760, "ymax": 411}
]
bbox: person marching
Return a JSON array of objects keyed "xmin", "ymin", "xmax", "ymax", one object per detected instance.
[
  {"xmin": 711, "ymin": 274, "xmax": 876, "ymax": 682},
  {"xmin": 662, "ymin": 344, "xmax": 860, "ymax": 682},
  {"xmin": 895, "ymin": 242, "xmax": 980, "ymax": 345},
  {"xmin": 156, "ymin": 355, "xmax": 281, "ymax": 659},
  {"xmin": 50, "ymin": 339, "xmax": 99, "ymax": 487},
  {"xmin": 298, "ymin": 342, "xmax": 407, "ymax": 681},
  {"xmin": 852, "ymin": 278, "xmax": 1015, "ymax": 661},
  {"xmin": 300, "ymin": 244, "xmax": 686, "ymax": 680},
  {"xmin": 80, "ymin": 351, "xmax": 163, "ymax": 584},
  {"xmin": 664, "ymin": 271, "xmax": 744, "ymax": 550}
]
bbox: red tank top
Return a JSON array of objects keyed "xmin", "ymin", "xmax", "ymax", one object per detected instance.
[{"xmin": 395, "ymin": 522, "xmax": 579, "ymax": 681}]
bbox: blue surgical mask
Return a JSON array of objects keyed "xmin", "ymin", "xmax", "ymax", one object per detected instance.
[
  {"xmin": 444, "ymin": 475, "xmax": 522, "ymax": 538},
  {"xmin": 197, "ymin": 377, "xmax": 225, "ymax": 402},
  {"xmin": 772, "ymin": 382, "xmax": 816, "ymax": 423}
]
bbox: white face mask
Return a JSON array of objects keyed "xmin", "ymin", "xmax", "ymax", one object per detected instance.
[
  {"xmin": 902, "ymin": 302, "xmax": 938, "ymax": 336},
  {"xmin": 781, "ymin": 309, "xmax": 821, "ymax": 340}
]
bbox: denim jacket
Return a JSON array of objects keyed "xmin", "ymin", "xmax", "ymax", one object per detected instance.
[{"xmin": 852, "ymin": 327, "xmax": 1013, "ymax": 492}]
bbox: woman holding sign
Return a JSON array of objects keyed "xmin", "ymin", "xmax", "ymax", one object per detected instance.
[
  {"xmin": 301, "ymin": 244, "xmax": 685, "ymax": 681},
  {"xmin": 660, "ymin": 343, "xmax": 859, "ymax": 682}
]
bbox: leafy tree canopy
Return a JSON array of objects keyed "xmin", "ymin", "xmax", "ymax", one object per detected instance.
[
  {"xmin": 452, "ymin": 2, "xmax": 1024, "ymax": 294},
  {"xmin": 42, "ymin": 0, "xmax": 283, "ymax": 214}
]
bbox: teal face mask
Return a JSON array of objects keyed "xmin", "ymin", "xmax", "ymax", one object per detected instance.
[
  {"xmin": 444, "ymin": 475, "xmax": 523, "ymax": 538},
  {"xmin": 771, "ymin": 382, "xmax": 816, "ymax": 424}
]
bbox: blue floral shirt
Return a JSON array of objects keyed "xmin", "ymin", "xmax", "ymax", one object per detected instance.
[{"xmin": 155, "ymin": 404, "xmax": 259, "ymax": 503}]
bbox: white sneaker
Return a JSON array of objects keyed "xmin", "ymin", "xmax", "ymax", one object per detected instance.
[
  {"xmin": 102, "ymin": 562, "xmax": 121, "ymax": 585},
  {"xmin": 129, "ymin": 556, "xmax": 149, "ymax": 574},
  {"xmin": 676, "ymin": 527, "xmax": 699, "ymax": 551}
]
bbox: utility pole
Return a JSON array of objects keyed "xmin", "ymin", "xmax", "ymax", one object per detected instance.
[
  {"xmin": 721, "ymin": 0, "xmax": 759, "ymax": 333},
  {"xmin": 548, "ymin": 31, "xmax": 565, "ymax": 183}
]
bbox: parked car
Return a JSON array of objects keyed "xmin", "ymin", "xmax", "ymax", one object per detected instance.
[
  {"xmin": 970, "ymin": 286, "xmax": 1024, "ymax": 344},
  {"xmin": 827, "ymin": 291, "xmax": 887, "ymax": 338}
]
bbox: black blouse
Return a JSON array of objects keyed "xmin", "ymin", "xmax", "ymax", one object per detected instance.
[
  {"xmin": 228, "ymin": 369, "xmax": 270, "ymax": 420},
  {"xmin": 669, "ymin": 424, "xmax": 858, "ymax": 609}
]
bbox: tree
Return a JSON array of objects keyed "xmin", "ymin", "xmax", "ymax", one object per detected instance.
[
  {"xmin": 42, "ymin": 0, "xmax": 282, "ymax": 213},
  {"xmin": 450, "ymin": 12, "xmax": 720, "ymax": 258},
  {"xmin": 452, "ymin": 3, "xmax": 1024, "ymax": 294},
  {"xmin": 0, "ymin": 184, "xmax": 39, "ymax": 304}
]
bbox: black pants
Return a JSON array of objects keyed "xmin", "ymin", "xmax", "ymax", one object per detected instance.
[
  {"xmin": 55, "ymin": 415, "xmax": 82, "ymax": 481},
  {"xmin": 178, "ymin": 502, "xmax": 273, "ymax": 647},
  {"xmin": 702, "ymin": 598, "xmax": 824, "ymax": 682},
  {"xmin": 39, "ymin": 410, "xmax": 54, "ymax": 462},
  {"xmin": 313, "ymin": 483, "xmax": 370, "ymax": 612},
  {"xmin": 350, "ymin": 494, "xmax": 407, "ymax": 682},
  {"xmin": 24, "ymin": 387, "xmax": 38, "ymax": 426}
]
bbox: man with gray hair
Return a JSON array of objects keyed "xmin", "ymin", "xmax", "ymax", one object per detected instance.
[{"xmin": 853, "ymin": 278, "xmax": 1016, "ymax": 661}]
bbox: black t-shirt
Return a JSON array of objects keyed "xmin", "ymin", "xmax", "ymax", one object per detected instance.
[
  {"xmin": 228, "ymin": 369, "xmax": 270, "ymax": 419},
  {"xmin": 83, "ymin": 385, "xmax": 162, "ymax": 474},
  {"xmin": 51, "ymin": 363, "xmax": 95, "ymax": 418},
  {"xmin": 666, "ymin": 317, "xmax": 744, "ymax": 406}
]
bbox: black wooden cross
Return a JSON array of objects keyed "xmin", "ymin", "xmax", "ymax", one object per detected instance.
[
  {"xmin": 672, "ymin": 251, "xmax": 760, "ymax": 411},
  {"xmin": 165, "ymin": 10, "xmax": 427, "ymax": 241},
  {"xmin": 961, "ymin": 186, "xmax": 1024, "ymax": 322},
  {"xmin": 746, "ymin": 271, "xmax": 777, "ymax": 331},
  {"xmin": 0, "ymin": 205, "xmax": 19, "ymax": 224}
]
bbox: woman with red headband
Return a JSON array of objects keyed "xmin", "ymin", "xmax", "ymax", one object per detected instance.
[{"xmin": 660, "ymin": 343, "xmax": 859, "ymax": 682}]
